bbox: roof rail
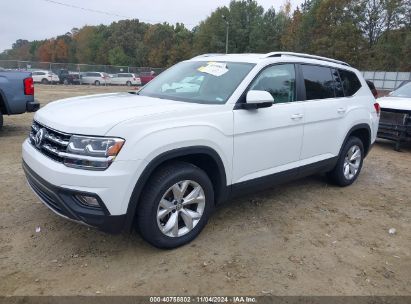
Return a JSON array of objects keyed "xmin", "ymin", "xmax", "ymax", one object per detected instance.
[
  {"xmin": 264, "ymin": 52, "xmax": 350, "ymax": 66},
  {"xmin": 192, "ymin": 53, "xmax": 226, "ymax": 59}
]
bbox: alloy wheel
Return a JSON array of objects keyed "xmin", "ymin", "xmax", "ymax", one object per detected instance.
[
  {"xmin": 343, "ymin": 145, "xmax": 362, "ymax": 180},
  {"xmin": 157, "ymin": 180, "xmax": 205, "ymax": 237}
]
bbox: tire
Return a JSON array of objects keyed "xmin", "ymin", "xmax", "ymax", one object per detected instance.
[
  {"xmin": 0, "ymin": 111, "xmax": 3, "ymax": 130},
  {"xmin": 41, "ymin": 78, "xmax": 49, "ymax": 85},
  {"xmin": 126, "ymin": 81, "xmax": 132, "ymax": 87},
  {"xmin": 94, "ymin": 80, "xmax": 101, "ymax": 86},
  {"xmin": 327, "ymin": 136, "xmax": 364, "ymax": 187},
  {"xmin": 63, "ymin": 79, "xmax": 69, "ymax": 85},
  {"xmin": 137, "ymin": 161, "xmax": 214, "ymax": 249}
]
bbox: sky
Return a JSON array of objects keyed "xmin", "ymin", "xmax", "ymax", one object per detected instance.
[{"xmin": 0, "ymin": 0, "xmax": 305, "ymax": 52}]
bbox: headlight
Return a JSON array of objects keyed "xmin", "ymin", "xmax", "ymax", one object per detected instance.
[{"xmin": 63, "ymin": 135, "xmax": 125, "ymax": 170}]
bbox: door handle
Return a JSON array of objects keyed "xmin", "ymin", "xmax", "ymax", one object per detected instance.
[
  {"xmin": 291, "ymin": 114, "xmax": 304, "ymax": 120},
  {"xmin": 337, "ymin": 108, "xmax": 347, "ymax": 114}
]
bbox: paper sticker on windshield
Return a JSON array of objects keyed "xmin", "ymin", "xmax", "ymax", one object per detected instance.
[{"xmin": 198, "ymin": 62, "xmax": 228, "ymax": 77}]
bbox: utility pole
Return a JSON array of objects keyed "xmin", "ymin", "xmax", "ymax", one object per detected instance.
[{"xmin": 222, "ymin": 15, "xmax": 229, "ymax": 54}]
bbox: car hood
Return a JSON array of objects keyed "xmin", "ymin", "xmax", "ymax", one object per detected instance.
[
  {"xmin": 378, "ymin": 96, "xmax": 411, "ymax": 111},
  {"xmin": 34, "ymin": 93, "xmax": 212, "ymax": 135}
]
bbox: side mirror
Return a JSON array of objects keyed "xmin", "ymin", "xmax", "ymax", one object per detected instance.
[{"xmin": 239, "ymin": 90, "xmax": 274, "ymax": 110}]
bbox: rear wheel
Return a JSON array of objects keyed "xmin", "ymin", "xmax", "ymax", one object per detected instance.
[
  {"xmin": 327, "ymin": 136, "xmax": 364, "ymax": 187},
  {"xmin": 137, "ymin": 162, "xmax": 214, "ymax": 249},
  {"xmin": 94, "ymin": 80, "xmax": 101, "ymax": 86},
  {"xmin": 41, "ymin": 78, "xmax": 49, "ymax": 85}
]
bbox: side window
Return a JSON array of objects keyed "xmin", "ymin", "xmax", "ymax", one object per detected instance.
[
  {"xmin": 338, "ymin": 69, "xmax": 362, "ymax": 96},
  {"xmin": 250, "ymin": 64, "xmax": 296, "ymax": 104},
  {"xmin": 332, "ymin": 69, "xmax": 344, "ymax": 97},
  {"xmin": 301, "ymin": 65, "xmax": 335, "ymax": 100}
]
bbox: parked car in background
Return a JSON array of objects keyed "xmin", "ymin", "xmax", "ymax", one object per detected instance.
[
  {"xmin": 397, "ymin": 80, "xmax": 410, "ymax": 89},
  {"xmin": 55, "ymin": 69, "xmax": 80, "ymax": 85},
  {"xmin": 110, "ymin": 73, "xmax": 142, "ymax": 86},
  {"xmin": 23, "ymin": 52, "xmax": 379, "ymax": 248},
  {"xmin": 32, "ymin": 70, "xmax": 59, "ymax": 84},
  {"xmin": 139, "ymin": 71, "xmax": 156, "ymax": 85},
  {"xmin": 377, "ymin": 81, "xmax": 411, "ymax": 150},
  {"xmin": 0, "ymin": 70, "xmax": 39, "ymax": 129},
  {"xmin": 80, "ymin": 72, "xmax": 111, "ymax": 86}
]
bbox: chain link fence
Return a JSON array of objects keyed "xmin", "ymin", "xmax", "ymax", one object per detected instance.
[
  {"xmin": 1, "ymin": 59, "xmax": 410, "ymax": 92},
  {"xmin": 0, "ymin": 60, "xmax": 164, "ymax": 76},
  {"xmin": 361, "ymin": 71, "xmax": 411, "ymax": 91}
]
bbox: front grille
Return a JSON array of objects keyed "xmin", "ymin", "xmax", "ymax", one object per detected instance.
[
  {"xmin": 378, "ymin": 109, "xmax": 411, "ymax": 142},
  {"xmin": 29, "ymin": 121, "xmax": 71, "ymax": 163},
  {"xmin": 380, "ymin": 110, "xmax": 409, "ymax": 126}
]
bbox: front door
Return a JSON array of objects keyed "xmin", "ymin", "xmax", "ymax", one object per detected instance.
[{"xmin": 233, "ymin": 63, "xmax": 305, "ymax": 184}]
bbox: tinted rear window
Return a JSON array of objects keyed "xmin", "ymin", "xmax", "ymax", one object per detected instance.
[
  {"xmin": 338, "ymin": 69, "xmax": 362, "ymax": 96},
  {"xmin": 302, "ymin": 65, "xmax": 335, "ymax": 100}
]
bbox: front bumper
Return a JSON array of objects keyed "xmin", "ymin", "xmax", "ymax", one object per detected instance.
[
  {"xmin": 377, "ymin": 109, "xmax": 411, "ymax": 143},
  {"xmin": 23, "ymin": 161, "xmax": 126, "ymax": 233},
  {"xmin": 22, "ymin": 139, "xmax": 146, "ymax": 233}
]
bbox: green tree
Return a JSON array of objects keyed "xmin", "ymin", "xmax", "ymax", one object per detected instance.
[
  {"xmin": 108, "ymin": 46, "xmax": 130, "ymax": 66},
  {"xmin": 1, "ymin": 0, "xmax": 410, "ymax": 71}
]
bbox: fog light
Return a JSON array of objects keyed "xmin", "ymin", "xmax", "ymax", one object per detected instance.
[{"xmin": 75, "ymin": 195, "xmax": 100, "ymax": 208}]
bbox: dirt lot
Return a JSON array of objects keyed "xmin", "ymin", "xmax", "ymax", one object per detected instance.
[{"xmin": 0, "ymin": 85, "xmax": 410, "ymax": 296}]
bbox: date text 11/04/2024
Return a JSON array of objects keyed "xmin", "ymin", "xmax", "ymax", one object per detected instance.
[{"xmin": 149, "ymin": 296, "xmax": 257, "ymax": 303}]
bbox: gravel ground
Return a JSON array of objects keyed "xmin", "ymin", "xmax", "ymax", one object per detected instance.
[{"xmin": 0, "ymin": 85, "xmax": 410, "ymax": 296}]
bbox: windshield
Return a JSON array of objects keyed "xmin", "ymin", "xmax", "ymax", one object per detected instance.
[
  {"xmin": 138, "ymin": 61, "xmax": 255, "ymax": 104},
  {"xmin": 391, "ymin": 82, "xmax": 411, "ymax": 98}
]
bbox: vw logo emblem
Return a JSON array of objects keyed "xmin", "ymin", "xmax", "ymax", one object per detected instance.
[{"xmin": 34, "ymin": 128, "xmax": 46, "ymax": 148}]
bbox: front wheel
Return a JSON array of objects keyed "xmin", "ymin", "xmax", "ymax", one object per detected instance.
[
  {"xmin": 327, "ymin": 136, "xmax": 364, "ymax": 187},
  {"xmin": 94, "ymin": 80, "xmax": 101, "ymax": 86},
  {"xmin": 126, "ymin": 81, "xmax": 132, "ymax": 86},
  {"xmin": 137, "ymin": 162, "xmax": 214, "ymax": 249},
  {"xmin": 41, "ymin": 78, "xmax": 49, "ymax": 85}
]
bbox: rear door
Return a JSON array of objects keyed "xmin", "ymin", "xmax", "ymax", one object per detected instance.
[
  {"xmin": 82, "ymin": 73, "xmax": 91, "ymax": 84},
  {"xmin": 299, "ymin": 64, "xmax": 346, "ymax": 161},
  {"xmin": 111, "ymin": 74, "xmax": 121, "ymax": 85},
  {"xmin": 32, "ymin": 72, "xmax": 40, "ymax": 82}
]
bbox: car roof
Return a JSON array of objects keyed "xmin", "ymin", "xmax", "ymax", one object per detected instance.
[{"xmin": 190, "ymin": 52, "xmax": 352, "ymax": 70}]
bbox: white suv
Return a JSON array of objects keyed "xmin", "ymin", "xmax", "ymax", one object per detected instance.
[
  {"xmin": 80, "ymin": 72, "xmax": 111, "ymax": 86},
  {"xmin": 110, "ymin": 73, "xmax": 142, "ymax": 86},
  {"xmin": 32, "ymin": 70, "xmax": 60, "ymax": 84},
  {"xmin": 22, "ymin": 52, "xmax": 380, "ymax": 248}
]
